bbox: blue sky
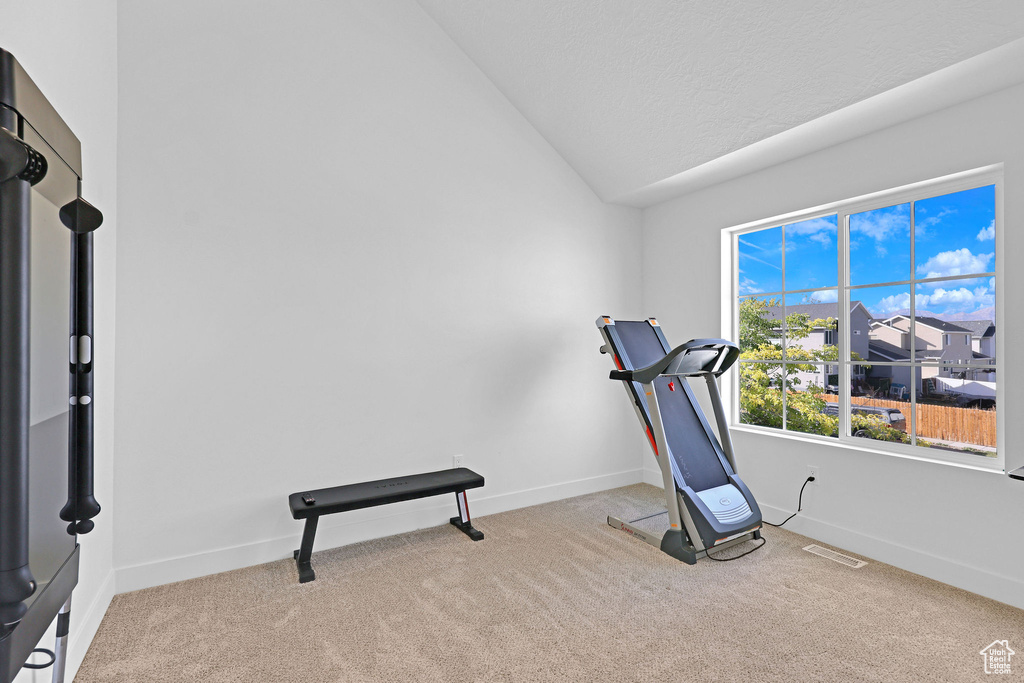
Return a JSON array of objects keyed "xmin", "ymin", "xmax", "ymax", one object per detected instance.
[{"xmin": 738, "ymin": 184, "xmax": 996, "ymax": 321}]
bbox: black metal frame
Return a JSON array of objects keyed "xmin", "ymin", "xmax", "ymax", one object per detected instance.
[
  {"xmin": 289, "ymin": 469, "xmax": 485, "ymax": 583},
  {"xmin": 0, "ymin": 48, "xmax": 102, "ymax": 683}
]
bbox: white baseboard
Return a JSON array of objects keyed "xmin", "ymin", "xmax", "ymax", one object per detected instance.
[
  {"xmin": 760, "ymin": 503, "xmax": 1024, "ymax": 610},
  {"xmin": 115, "ymin": 468, "xmax": 647, "ymax": 594},
  {"xmin": 66, "ymin": 569, "xmax": 114, "ymax": 682},
  {"xmin": 642, "ymin": 468, "xmax": 662, "ymax": 487}
]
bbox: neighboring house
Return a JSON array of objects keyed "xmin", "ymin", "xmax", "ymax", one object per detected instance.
[
  {"xmin": 957, "ymin": 319, "xmax": 997, "ymax": 380},
  {"xmin": 868, "ymin": 315, "xmax": 996, "ymax": 390},
  {"xmin": 762, "ymin": 301, "xmax": 872, "ymax": 390}
]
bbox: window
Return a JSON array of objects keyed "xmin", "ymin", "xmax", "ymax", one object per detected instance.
[
  {"xmin": 736, "ymin": 215, "xmax": 839, "ymax": 437},
  {"xmin": 730, "ymin": 167, "xmax": 1000, "ymax": 468}
]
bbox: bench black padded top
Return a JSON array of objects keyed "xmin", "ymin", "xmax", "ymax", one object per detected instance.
[{"xmin": 289, "ymin": 468, "xmax": 485, "ymax": 520}]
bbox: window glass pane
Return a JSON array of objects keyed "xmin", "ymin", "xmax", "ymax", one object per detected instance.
[
  {"xmin": 918, "ymin": 365, "xmax": 996, "ymax": 457},
  {"xmin": 849, "ymin": 203, "xmax": 911, "ymax": 286},
  {"xmin": 856, "ymin": 285, "xmax": 911, "ymax": 364},
  {"xmin": 783, "ymin": 215, "xmax": 838, "ymax": 291},
  {"xmin": 785, "ymin": 363, "xmax": 837, "ymax": 438},
  {"xmin": 738, "ymin": 295, "xmax": 783, "ymax": 357},
  {"xmin": 737, "ymin": 226, "xmax": 782, "ymax": 295},
  {"xmin": 915, "ymin": 185, "xmax": 995, "ymax": 280},
  {"xmin": 783, "ymin": 292, "xmax": 837, "ymax": 362},
  {"xmin": 913, "ymin": 278, "xmax": 996, "ymax": 366},
  {"xmin": 861, "ymin": 362, "xmax": 913, "ymax": 401},
  {"xmin": 849, "ymin": 364, "xmax": 911, "ymax": 444},
  {"xmin": 739, "ymin": 362, "xmax": 783, "ymax": 429}
]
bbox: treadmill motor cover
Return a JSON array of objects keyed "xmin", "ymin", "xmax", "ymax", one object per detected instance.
[{"xmin": 694, "ymin": 483, "xmax": 754, "ymax": 526}]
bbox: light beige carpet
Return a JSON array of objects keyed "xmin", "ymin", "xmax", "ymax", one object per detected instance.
[{"xmin": 76, "ymin": 484, "xmax": 1023, "ymax": 682}]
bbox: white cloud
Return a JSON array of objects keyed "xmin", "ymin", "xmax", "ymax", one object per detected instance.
[
  {"xmin": 916, "ymin": 207, "xmax": 956, "ymax": 237},
  {"xmin": 739, "ymin": 251, "xmax": 782, "ymax": 271},
  {"xmin": 808, "ymin": 232, "xmax": 833, "ymax": 247},
  {"xmin": 976, "ymin": 220, "xmax": 995, "ymax": 241},
  {"xmin": 916, "ymin": 248, "xmax": 993, "ymax": 279},
  {"xmin": 738, "ymin": 236, "xmax": 765, "ymax": 251},
  {"xmin": 849, "ymin": 205, "xmax": 909, "ymax": 242},
  {"xmin": 915, "ymin": 286, "xmax": 994, "ymax": 315},
  {"xmin": 810, "ymin": 289, "xmax": 838, "ymax": 303},
  {"xmin": 786, "ymin": 217, "xmax": 837, "ymax": 236},
  {"xmin": 872, "ymin": 292, "xmax": 911, "ymax": 316},
  {"xmin": 869, "ymin": 285, "xmax": 994, "ymax": 318},
  {"xmin": 739, "ymin": 276, "xmax": 762, "ymax": 294}
]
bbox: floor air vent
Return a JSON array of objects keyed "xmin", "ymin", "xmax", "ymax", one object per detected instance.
[{"xmin": 802, "ymin": 544, "xmax": 868, "ymax": 569}]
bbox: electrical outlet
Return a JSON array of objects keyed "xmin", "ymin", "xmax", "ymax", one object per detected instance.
[
  {"xmin": 807, "ymin": 465, "xmax": 819, "ymax": 484},
  {"xmin": 452, "ymin": 454, "xmax": 464, "ymax": 469}
]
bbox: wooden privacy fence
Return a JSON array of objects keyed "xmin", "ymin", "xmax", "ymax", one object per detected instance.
[{"xmin": 820, "ymin": 395, "xmax": 996, "ymax": 447}]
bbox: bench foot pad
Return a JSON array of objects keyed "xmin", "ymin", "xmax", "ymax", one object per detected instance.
[
  {"xmin": 450, "ymin": 516, "xmax": 484, "ymax": 541},
  {"xmin": 293, "ymin": 550, "xmax": 316, "ymax": 583}
]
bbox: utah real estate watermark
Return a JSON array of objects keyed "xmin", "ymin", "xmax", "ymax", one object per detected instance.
[{"xmin": 980, "ymin": 640, "xmax": 1014, "ymax": 675}]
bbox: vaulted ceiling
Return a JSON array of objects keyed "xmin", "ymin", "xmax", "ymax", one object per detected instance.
[{"xmin": 415, "ymin": 1, "xmax": 1024, "ymax": 205}]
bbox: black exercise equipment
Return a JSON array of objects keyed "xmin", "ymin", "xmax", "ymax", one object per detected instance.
[
  {"xmin": 288, "ymin": 468, "xmax": 485, "ymax": 583},
  {"xmin": 597, "ymin": 317, "xmax": 762, "ymax": 563},
  {"xmin": 1, "ymin": 48, "xmax": 104, "ymax": 683}
]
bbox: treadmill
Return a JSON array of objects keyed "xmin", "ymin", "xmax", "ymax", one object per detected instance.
[{"xmin": 597, "ymin": 317, "xmax": 761, "ymax": 563}]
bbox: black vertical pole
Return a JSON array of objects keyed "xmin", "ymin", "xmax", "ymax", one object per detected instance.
[
  {"xmin": 73, "ymin": 229, "xmax": 98, "ymax": 532},
  {"xmin": 58, "ymin": 198, "xmax": 102, "ymax": 534},
  {"xmin": 61, "ymin": 227, "xmax": 80, "ymax": 534}
]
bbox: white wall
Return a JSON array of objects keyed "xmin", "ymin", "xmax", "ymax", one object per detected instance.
[
  {"xmin": 114, "ymin": 0, "xmax": 643, "ymax": 590},
  {"xmin": 1, "ymin": 3, "xmax": 117, "ymax": 681},
  {"xmin": 644, "ymin": 80, "xmax": 1024, "ymax": 607}
]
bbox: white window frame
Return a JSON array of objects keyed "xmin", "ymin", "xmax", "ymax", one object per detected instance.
[{"xmin": 723, "ymin": 165, "xmax": 1004, "ymax": 473}]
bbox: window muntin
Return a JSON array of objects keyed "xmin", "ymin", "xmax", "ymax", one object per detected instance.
[
  {"xmin": 737, "ymin": 215, "xmax": 840, "ymax": 439},
  {"xmin": 732, "ymin": 172, "xmax": 999, "ymax": 466}
]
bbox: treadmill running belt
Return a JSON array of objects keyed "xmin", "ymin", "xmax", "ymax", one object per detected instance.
[
  {"xmin": 654, "ymin": 377, "xmax": 729, "ymax": 492},
  {"xmin": 613, "ymin": 320, "xmax": 668, "ymax": 368},
  {"xmin": 609, "ymin": 320, "xmax": 730, "ymax": 492}
]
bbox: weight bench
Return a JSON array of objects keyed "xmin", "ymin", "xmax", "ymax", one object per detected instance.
[{"xmin": 288, "ymin": 467, "xmax": 485, "ymax": 583}]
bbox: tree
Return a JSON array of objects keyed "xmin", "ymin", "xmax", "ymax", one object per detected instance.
[{"xmin": 737, "ymin": 298, "xmax": 892, "ymax": 439}]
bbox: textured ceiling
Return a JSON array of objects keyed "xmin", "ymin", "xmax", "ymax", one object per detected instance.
[{"xmin": 415, "ymin": 1, "xmax": 1024, "ymax": 203}]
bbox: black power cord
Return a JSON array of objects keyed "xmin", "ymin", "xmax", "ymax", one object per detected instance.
[
  {"xmin": 705, "ymin": 474, "xmax": 815, "ymax": 562},
  {"xmin": 23, "ymin": 648, "xmax": 55, "ymax": 670},
  {"xmin": 705, "ymin": 536, "xmax": 766, "ymax": 561},
  {"xmin": 763, "ymin": 475, "xmax": 815, "ymax": 528}
]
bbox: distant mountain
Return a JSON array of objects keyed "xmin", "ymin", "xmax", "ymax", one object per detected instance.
[
  {"xmin": 876, "ymin": 307, "xmax": 995, "ymax": 324},
  {"xmin": 942, "ymin": 306, "xmax": 995, "ymax": 323}
]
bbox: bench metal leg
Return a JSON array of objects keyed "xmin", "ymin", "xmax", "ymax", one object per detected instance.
[
  {"xmin": 293, "ymin": 515, "xmax": 319, "ymax": 583},
  {"xmin": 449, "ymin": 490, "xmax": 484, "ymax": 541}
]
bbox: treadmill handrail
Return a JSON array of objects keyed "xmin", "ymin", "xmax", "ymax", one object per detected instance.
[{"xmin": 609, "ymin": 338, "xmax": 739, "ymax": 384}]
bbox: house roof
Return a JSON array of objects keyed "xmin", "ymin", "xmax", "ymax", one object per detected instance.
[
  {"xmin": 955, "ymin": 319, "xmax": 995, "ymax": 338},
  {"xmin": 914, "ymin": 316, "xmax": 972, "ymax": 333},
  {"xmin": 762, "ymin": 301, "xmax": 865, "ymax": 324},
  {"xmin": 868, "ymin": 340, "xmax": 945, "ymax": 362},
  {"xmin": 868, "ymin": 340, "xmax": 911, "ymax": 361}
]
